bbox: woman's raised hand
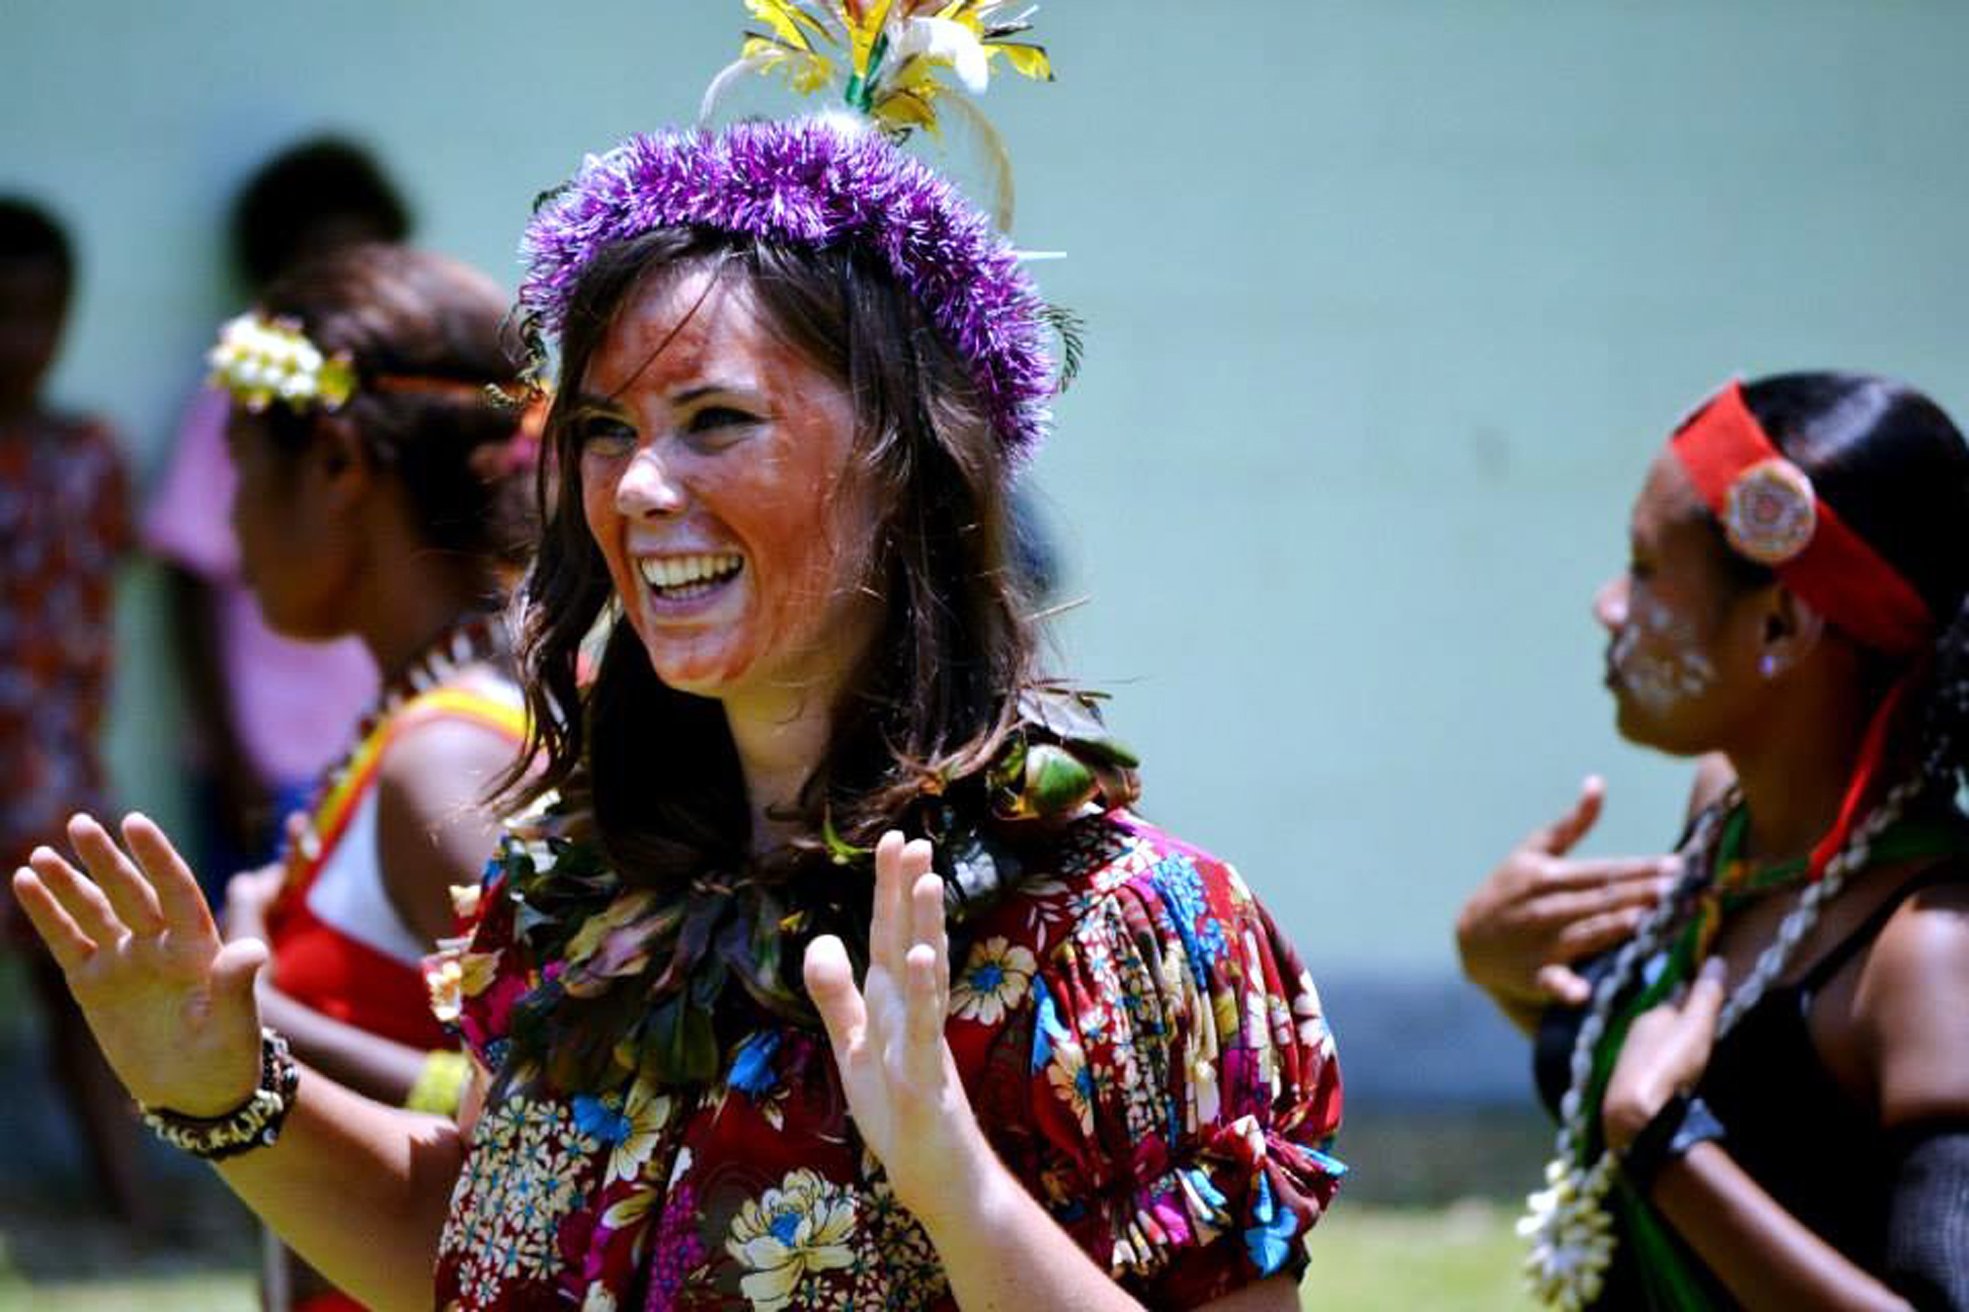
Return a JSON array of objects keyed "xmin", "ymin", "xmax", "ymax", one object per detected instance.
[
  {"xmin": 804, "ymin": 830, "xmax": 990, "ymax": 1228},
  {"xmin": 13, "ymin": 813, "xmax": 268, "ymax": 1117},
  {"xmin": 1457, "ymin": 776, "xmax": 1677, "ymax": 1010}
]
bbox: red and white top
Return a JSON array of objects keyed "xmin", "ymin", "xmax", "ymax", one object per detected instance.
[{"xmin": 267, "ymin": 683, "xmax": 525, "ymax": 1051}]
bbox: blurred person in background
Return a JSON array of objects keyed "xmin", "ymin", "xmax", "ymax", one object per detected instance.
[
  {"xmin": 0, "ymin": 197, "xmax": 146, "ymax": 1230},
  {"xmin": 1460, "ymin": 375, "xmax": 1969, "ymax": 1309},
  {"xmin": 198, "ymin": 241, "xmax": 534, "ymax": 1310},
  {"xmin": 144, "ymin": 136, "xmax": 412, "ymax": 900}
]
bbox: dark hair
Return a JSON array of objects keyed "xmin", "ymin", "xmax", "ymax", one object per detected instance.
[
  {"xmin": 253, "ymin": 243, "xmax": 534, "ymax": 577},
  {"xmin": 0, "ymin": 197, "xmax": 74, "ymax": 289},
  {"xmin": 507, "ymin": 226, "xmax": 1037, "ymax": 888},
  {"xmin": 1725, "ymin": 372, "xmax": 1969, "ymax": 799},
  {"xmin": 232, "ymin": 137, "xmax": 412, "ymax": 289}
]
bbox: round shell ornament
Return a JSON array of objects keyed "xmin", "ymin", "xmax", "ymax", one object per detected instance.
[{"xmin": 1723, "ymin": 458, "xmax": 1816, "ymax": 565}]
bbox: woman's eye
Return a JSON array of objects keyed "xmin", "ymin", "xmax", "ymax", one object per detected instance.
[
  {"xmin": 684, "ymin": 405, "xmax": 759, "ymax": 437},
  {"xmin": 572, "ymin": 416, "xmax": 636, "ymax": 452}
]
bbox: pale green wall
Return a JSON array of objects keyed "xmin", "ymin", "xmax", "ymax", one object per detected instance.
[{"xmin": 9, "ymin": 2, "xmax": 1969, "ymax": 979}]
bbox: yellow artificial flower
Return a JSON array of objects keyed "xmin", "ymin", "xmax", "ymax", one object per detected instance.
[
  {"xmin": 731, "ymin": 0, "xmax": 1049, "ymax": 137},
  {"xmin": 843, "ymin": 0, "xmax": 896, "ymax": 81},
  {"xmin": 447, "ymin": 882, "xmax": 483, "ymax": 921},
  {"xmin": 458, "ymin": 950, "xmax": 500, "ymax": 997},
  {"xmin": 426, "ymin": 957, "xmax": 464, "ymax": 1024}
]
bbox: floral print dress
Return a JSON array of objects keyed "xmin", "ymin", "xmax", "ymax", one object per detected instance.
[
  {"xmin": 0, "ymin": 416, "xmax": 129, "ymax": 876},
  {"xmin": 428, "ymin": 806, "xmax": 1344, "ymax": 1310}
]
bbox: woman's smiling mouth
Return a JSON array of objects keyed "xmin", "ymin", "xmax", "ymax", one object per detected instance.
[{"xmin": 636, "ymin": 552, "xmax": 745, "ymax": 604}]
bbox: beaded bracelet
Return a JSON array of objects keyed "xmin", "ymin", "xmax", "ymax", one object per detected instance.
[
  {"xmin": 1619, "ymin": 1090, "xmax": 1726, "ymax": 1197},
  {"xmin": 139, "ymin": 1028, "xmax": 300, "ymax": 1161}
]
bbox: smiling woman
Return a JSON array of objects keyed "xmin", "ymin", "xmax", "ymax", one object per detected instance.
[{"xmin": 435, "ymin": 163, "xmax": 1346, "ymax": 1306}]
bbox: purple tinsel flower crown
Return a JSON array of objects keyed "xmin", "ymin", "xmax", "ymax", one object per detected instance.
[{"xmin": 518, "ymin": 115, "xmax": 1058, "ymax": 459}]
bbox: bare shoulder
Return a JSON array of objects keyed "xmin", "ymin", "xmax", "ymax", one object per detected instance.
[
  {"xmin": 377, "ymin": 669, "xmax": 525, "ymax": 812},
  {"xmin": 1857, "ymin": 867, "xmax": 1969, "ymax": 1126},
  {"xmin": 374, "ymin": 686, "xmax": 525, "ymax": 942},
  {"xmin": 376, "ymin": 711, "xmax": 522, "ymax": 811}
]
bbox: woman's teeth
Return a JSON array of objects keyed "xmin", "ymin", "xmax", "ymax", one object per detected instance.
[{"xmin": 637, "ymin": 553, "xmax": 743, "ymax": 597}]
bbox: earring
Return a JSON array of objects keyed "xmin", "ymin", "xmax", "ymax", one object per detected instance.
[{"xmin": 1758, "ymin": 653, "xmax": 1779, "ymax": 679}]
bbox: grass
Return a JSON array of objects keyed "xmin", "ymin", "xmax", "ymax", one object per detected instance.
[
  {"xmin": 1307, "ymin": 1202, "xmax": 1527, "ymax": 1310},
  {"xmin": 0, "ymin": 1275, "xmax": 256, "ymax": 1311},
  {"xmin": 0, "ymin": 1202, "xmax": 1529, "ymax": 1311}
]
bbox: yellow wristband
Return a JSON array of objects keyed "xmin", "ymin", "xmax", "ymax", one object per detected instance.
[{"xmin": 405, "ymin": 1050, "xmax": 470, "ymax": 1116}]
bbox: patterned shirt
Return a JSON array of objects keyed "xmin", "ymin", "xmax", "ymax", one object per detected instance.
[
  {"xmin": 429, "ymin": 806, "xmax": 1345, "ymax": 1310},
  {"xmin": 0, "ymin": 415, "xmax": 130, "ymax": 868}
]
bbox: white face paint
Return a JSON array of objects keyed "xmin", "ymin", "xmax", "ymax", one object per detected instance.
[{"xmin": 1610, "ymin": 597, "xmax": 1717, "ymax": 713}]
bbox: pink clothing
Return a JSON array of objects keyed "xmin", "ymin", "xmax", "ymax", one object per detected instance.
[{"xmin": 142, "ymin": 387, "xmax": 377, "ymax": 784}]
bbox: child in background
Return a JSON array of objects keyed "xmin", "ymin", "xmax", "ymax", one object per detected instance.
[
  {"xmin": 144, "ymin": 137, "xmax": 408, "ymax": 895},
  {"xmin": 0, "ymin": 196, "xmax": 146, "ymax": 1230}
]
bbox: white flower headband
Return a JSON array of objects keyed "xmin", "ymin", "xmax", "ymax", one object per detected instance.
[{"xmin": 207, "ymin": 312, "xmax": 357, "ymax": 414}]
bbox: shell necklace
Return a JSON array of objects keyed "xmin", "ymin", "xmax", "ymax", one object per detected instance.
[{"xmin": 1519, "ymin": 778, "xmax": 1919, "ymax": 1310}]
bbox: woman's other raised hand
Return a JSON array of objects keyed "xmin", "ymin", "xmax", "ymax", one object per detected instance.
[
  {"xmin": 803, "ymin": 830, "xmax": 991, "ymax": 1229},
  {"xmin": 14, "ymin": 813, "xmax": 267, "ymax": 1117},
  {"xmin": 1457, "ymin": 777, "xmax": 1677, "ymax": 1023}
]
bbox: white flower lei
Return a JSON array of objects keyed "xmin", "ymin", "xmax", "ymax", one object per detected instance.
[
  {"xmin": 207, "ymin": 312, "xmax": 356, "ymax": 414},
  {"xmin": 1520, "ymin": 779, "xmax": 1919, "ymax": 1309}
]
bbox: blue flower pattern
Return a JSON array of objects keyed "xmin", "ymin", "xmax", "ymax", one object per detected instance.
[
  {"xmin": 1152, "ymin": 854, "xmax": 1228, "ymax": 989},
  {"xmin": 572, "ymin": 1092, "xmax": 630, "ymax": 1146},
  {"xmin": 1242, "ymin": 1173, "xmax": 1303, "ymax": 1276},
  {"xmin": 729, "ymin": 1030, "xmax": 783, "ymax": 1098},
  {"xmin": 1030, "ymin": 976, "xmax": 1066, "ymax": 1073}
]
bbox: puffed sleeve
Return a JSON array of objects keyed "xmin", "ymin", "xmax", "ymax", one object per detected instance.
[{"xmin": 1020, "ymin": 839, "xmax": 1345, "ymax": 1307}]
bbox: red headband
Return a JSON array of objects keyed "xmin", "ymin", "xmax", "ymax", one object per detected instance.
[
  {"xmin": 1670, "ymin": 381, "xmax": 1932, "ymax": 656},
  {"xmin": 1673, "ymin": 381, "xmax": 1936, "ymax": 883}
]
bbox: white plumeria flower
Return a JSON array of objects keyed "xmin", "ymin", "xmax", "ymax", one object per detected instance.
[
  {"xmin": 897, "ymin": 16, "xmax": 990, "ymax": 94},
  {"xmin": 207, "ymin": 312, "xmax": 354, "ymax": 412},
  {"xmin": 1520, "ymin": 1156, "xmax": 1617, "ymax": 1309}
]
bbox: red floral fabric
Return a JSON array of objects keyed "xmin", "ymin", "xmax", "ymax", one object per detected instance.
[
  {"xmin": 0, "ymin": 416, "xmax": 130, "ymax": 873},
  {"xmin": 428, "ymin": 806, "xmax": 1345, "ymax": 1310}
]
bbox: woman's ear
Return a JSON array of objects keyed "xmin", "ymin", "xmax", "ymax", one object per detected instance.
[
  {"xmin": 1756, "ymin": 585, "xmax": 1826, "ymax": 680},
  {"xmin": 309, "ymin": 414, "xmax": 373, "ymax": 509}
]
